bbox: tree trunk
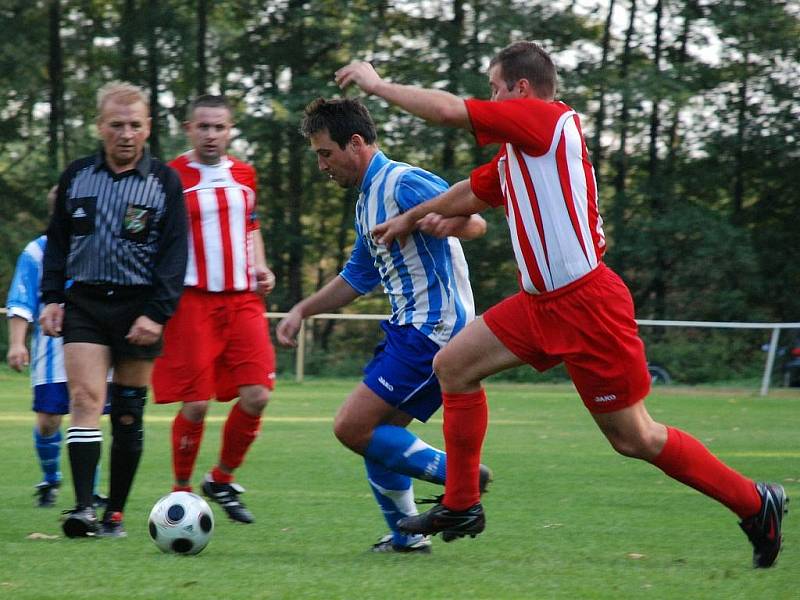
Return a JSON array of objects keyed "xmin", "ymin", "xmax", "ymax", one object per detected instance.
[
  {"xmin": 196, "ymin": 0, "xmax": 208, "ymax": 95},
  {"xmin": 610, "ymin": 0, "xmax": 637, "ymax": 273},
  {"xmin": 591, "ymin": 0, "xmax": 616, "ymax": 175},
  {"xmin": 649, "ymin": 0, "xmax": 667, "ymax": 321},
  {"xmin": 732, "ymin": 56, "xmax": 749, "ymax": 223},
  {"xmin": 146, "ymin": 0, "xmax": 161, "ymax": 157},
  {"xmin": 120, "ymin": 0, "xmax": 136, "ymax": 81},
  {"xmin": 47, "ymin": 0, "xmax": 64, "ymax": 176},
  {"xmin": 441, "ymin": 0, "xmax": 465, "ymax": 173}
]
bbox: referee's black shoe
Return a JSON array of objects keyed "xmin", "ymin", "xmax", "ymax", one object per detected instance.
[
  {"xmin": 739, "ymin": 482, "xmax": 788, "ymax": 568},
  {"xmin": 61, "ymin": 505, "xmax": 99, "ymax": 538},
  {"xmin": 398, "ymin": 502, "xmax": 485, "ymax": 541},
  {"xmin": 202, "ymin": 474, "xmax": 254, "ymax": 524}
]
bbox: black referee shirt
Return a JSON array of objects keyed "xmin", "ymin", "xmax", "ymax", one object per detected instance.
[{"xmin": 41, "ymin": 148, "xmax": 188, "ymax": 324}]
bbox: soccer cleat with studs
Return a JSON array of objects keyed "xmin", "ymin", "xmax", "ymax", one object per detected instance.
[
  {"xmin": 371, "ymin": 533, "xmax": 432, "ymax": 554},
  {"xmin": 96, "ymin": 510, "xmax": 127, "ymax": 538},
  {"xmin": 398, "ymin": 501, "xmax": 485, "ymax": 541},
  {"xmin": 739, "ymin": 482, "xmax": 789, "ymax": 568},
  {"xmin": 61, "ymin": 505, "xmax": 99, "ymax": 538},
  {"xmin": 34, "ymin": 481, "xmax": 60, "ymax": 508},
  {"xmin": 202, "ymin": 473, "xmax": 254, "ymax": 524}
]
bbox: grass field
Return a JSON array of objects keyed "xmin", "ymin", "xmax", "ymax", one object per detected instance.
[{"xmin": 0, "ymin": 368, "xmax": 797, "ymax": 599}]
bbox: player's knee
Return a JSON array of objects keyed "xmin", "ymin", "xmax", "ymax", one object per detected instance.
[
  {"xmin": 332, "ymin": 414, "xmax": 368, "ymax": 454},
  {"xmin": 181, "ymin": 401, "xmax": 209, "ymax": 423},
  {"xmin": 69, "ymin": 384, "xmax": 103, "ymax": 413},
  {"xmin": 432, "ymin": 349, "xmax": 457, "ymax": 388},
  {"xmin": 605, "ymin": 430, "xmax": 658, "ymax": 460},
  {"xmin": 239, "ymin": 386, "xmax": 270, "ymax": 415},
  {"xmin": 110, "ymin": 384, "xmax": 146, "ymax": 452},
  {"xmin": 37, "ymin": 413, "xmax": 62, "ymax": 436}
]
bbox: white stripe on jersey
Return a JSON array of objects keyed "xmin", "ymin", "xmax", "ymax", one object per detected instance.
[
  {"xmin": 356, "ymin": 156, "xmax": 475, "ymax": 346},
  {"xmin": 227, "ymin": 185, "xmax": 248, "ymax": 290},
  {"xmin": 503, "ymin": 110, "xmax": 599, "ymax": 292},
  {"xmin": 197, "ymin": 187, "xmax": 226, "ymax": 291}
]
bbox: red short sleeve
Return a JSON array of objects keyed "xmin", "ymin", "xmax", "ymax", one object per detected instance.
[
  {"xmin": 469, "ymin": 151, "xmax": 505, "ymax": 208},
  {"xmin": 466, "ymin": 97, "xmax": 570, "ymax": 157}
]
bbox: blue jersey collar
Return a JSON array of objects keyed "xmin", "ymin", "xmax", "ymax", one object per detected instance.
[{"xmin": 360, "ymin": 151, "xmax": 389, "ymax": 195}]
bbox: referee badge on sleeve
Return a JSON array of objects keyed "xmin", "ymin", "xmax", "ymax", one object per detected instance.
[{"xmin": 121, "ymin": 204, "xmax": 154, "ymax": 243}]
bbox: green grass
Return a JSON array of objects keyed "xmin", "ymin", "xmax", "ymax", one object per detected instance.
[{"xmin": 0, "ymin": 368, "xmax": 797, "ymax": 599}]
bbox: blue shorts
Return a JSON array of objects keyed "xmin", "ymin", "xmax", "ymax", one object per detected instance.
[
  {"xmin": 32, "ymin": 383, "xmax": 112, "ymax": 415},
  {"xmin": 363, "ymin": 322, "xmax": 443, "ymax": 423}
]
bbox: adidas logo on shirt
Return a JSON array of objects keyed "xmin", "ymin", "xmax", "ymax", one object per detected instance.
[{"xmin": 72, "ymin": 207, "xmax": 87, "ymax": 218}]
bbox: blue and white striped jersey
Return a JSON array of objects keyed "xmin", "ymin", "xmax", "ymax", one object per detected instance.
[
  {"xmin": 340, "ymin": 152, "xmax": 475, "ymax": 347},
  {"xmin": 6, "ymin": 235, "xmax": 67, "ymax": 386}
]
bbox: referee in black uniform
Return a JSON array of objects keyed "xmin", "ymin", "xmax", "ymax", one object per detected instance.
[{"xmin": 40, "ymin": 81, "xmax": 187, "ymax": 538}]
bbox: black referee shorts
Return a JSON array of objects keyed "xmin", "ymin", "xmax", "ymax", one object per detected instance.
[{"xmin": 63, "ymin": 283, "xmax": 163, "ymax": 361}]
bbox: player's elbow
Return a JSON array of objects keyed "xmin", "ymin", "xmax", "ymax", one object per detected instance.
[{"xmin": 432, "ymin": 99, "xmax": 469, "ymax": 128}]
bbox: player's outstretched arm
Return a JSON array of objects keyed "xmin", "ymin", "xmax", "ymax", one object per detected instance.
[
  {"xmin": 276, "ymin": 276, "xmax": 361, "ymax": 348},
  {"xmin": 373, "ymin": 179, "xmax": 489, "ymax": 247},
  {"xmin": 6, "ymin": 316, "xmax": 30, "ymax": 371},
  {"xmin": 335, "ymin": 61, "xmax": 471, "ymax": 130}
]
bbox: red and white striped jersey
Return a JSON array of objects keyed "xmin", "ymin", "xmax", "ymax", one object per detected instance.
[
  {"xmin": 169, "ymin": 152, "xmax": 260, "ymax": 292},
  {"xmin": 467, "ymin": 97, "xmax": 605, "ymax": 294}
]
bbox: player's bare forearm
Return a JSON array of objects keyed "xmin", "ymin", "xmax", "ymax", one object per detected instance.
[
  {"xmin": 374, "ymin": 180, "xmax": 488, "ymax": 246},
  {"xmin": 277, "ymin": 276, "xmax": 360, "ymax": 347},
  {"xmin": 417, "ymin": 214, "xmax": 487, "ymax": 240},
  {"xmin": 293, "ymin": 276, "xmax": 361, "ymax": 319},
  {"xmin": 7, "ymin": 317, "xmax": 30, "ymax": 371},
  {"xmin": 335, "ymin": 61, "xmax": 471, "ymax": 129}
]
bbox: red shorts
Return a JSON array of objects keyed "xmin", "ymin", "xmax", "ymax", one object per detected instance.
[
  {"xmin": 483, "ymin": 263, "xmax": 650, "ymax": 413},
  {"xmin": 152, "ymin": 288, "xmax": 276, "ymax": 403}
]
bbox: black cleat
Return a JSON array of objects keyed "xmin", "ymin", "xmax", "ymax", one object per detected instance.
[
  {"xmin": 61, "ymin": 506, "xmax": 99, "ymax": 538},
  {"xmin": 371, "ymin": 533, "xmax": 432, "ymax": 554},
  {"xmin": 92, "ymin": 493, "xmax": 108, "ymax": 510},
  {"xmin": 739, "ymin": 482, "xmax": 789, "ymax": 568},
  {"xmin": 202, "ymin": 474, "xmax": 254, "ymax": 524},
  {"xmin": 398, "ymin": 502, "xmax": 485, "ymax": 542},
  {"xmin": 34, "ymin": 481, "xmax": 60, "ymax": 508},
  {"xmin": 440, "ymin": 464, "xmax": 493, "ymax": 542},
  {"xmin": 96, "ymin": 511, "xmax": 127, "ymax": 538}
]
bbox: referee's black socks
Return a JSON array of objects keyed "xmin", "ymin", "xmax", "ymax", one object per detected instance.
[
  {"xmin": 107, "ymin": 384, "xmax": 147, "ymax": 514},
  {"xmin": 66, "ymin": 427, "xmax": 102, "ymax": 509}
]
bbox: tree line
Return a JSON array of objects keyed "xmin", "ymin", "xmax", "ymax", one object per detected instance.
[{"xmin": 1, "ymin": 1, "xmax": 798, "ymax": 367}]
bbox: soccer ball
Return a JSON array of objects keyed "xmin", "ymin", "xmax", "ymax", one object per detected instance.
[{"xmin": 148, "ymin": 491, "xmax": 215, "ymax": 555}]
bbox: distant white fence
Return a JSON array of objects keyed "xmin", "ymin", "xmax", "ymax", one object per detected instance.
[
  {"xmin": 268, "ymin": 313, "xmax": 800, "ymax": 397},
  {"xmin": 3, "ymin": 307, "xmax": 797, "ymax": 396}
]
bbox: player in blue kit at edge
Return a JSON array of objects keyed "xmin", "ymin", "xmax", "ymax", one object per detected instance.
[
  {"xmin": 277, "ymin": 97, "xmax": 491, "ymax": 553},
  {"xmin": 6, "ymin": 186, "xmax": 107, "ymax": 508}
]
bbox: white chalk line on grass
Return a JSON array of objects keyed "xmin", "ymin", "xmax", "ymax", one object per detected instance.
[{"xmin": 0, "ymin": 414, "xmax": 544, "ymax": 426}]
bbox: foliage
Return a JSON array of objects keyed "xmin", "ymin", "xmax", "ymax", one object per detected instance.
[{"xmin": 1, "ymin": 1, "xmax": 798, "ymax": 349}]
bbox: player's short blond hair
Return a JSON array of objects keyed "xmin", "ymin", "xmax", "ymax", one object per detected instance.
[{"xmin": 96, "ymin": 81, "xmax": 149, "ymax": 117}]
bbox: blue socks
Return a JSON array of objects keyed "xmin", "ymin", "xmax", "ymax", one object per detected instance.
[
  {"xmin": 364, "ymin": 424, "xmax": 446, "ymax": 484},
  {"xmin": 365, "ymin": 459, "xmax": 423, "ymax": 547},
  {"xmin": 34, "ymin": 428, "xmax": 62, "ymax": 485}
]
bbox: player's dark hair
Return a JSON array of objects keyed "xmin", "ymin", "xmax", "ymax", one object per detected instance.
[
  {"xmin": 188, "ymin": 94, "xmax": 232, "ymax": 117},
  {"xmin": 490, "ymin": 41, "xmax": 557, "ymax": 100},
  {"xmin": 300, "ymin": 97, "xmax": 377, "ymax": 148}
]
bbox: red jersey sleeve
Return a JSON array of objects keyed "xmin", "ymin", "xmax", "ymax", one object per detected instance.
[
  {"xmin": 465, "ymin": 97, "xmax": 570, "ymax": 157},
  {"xmin": 469, "ymin": 151, "xmax": 505, "ymax": 208}
]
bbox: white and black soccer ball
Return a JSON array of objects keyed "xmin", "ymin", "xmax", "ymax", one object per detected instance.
[{"xmin": 148, "ymin": 491, "xmax": 214, "ymax": 555}]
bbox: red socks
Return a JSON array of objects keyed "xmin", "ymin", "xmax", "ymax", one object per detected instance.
[
  {"xmin": 442, "ymin": 389, "xmax": 488, "ymax": 511},
  {"xmin": 652, "ymin": 426, "xmax": 761, "ymax": 519},
  {"xmin": 172, "ymin": 411, "xmax": 205, "ymax": 487},
  {"xmin": 213, "ymin": 401, "xmax": 262, "ymax": 484}
]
